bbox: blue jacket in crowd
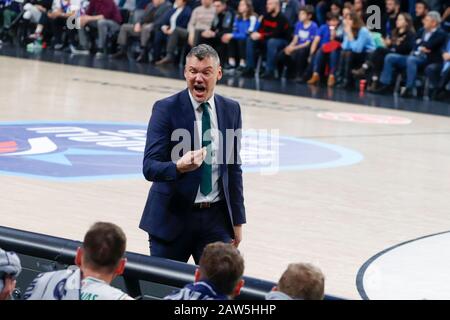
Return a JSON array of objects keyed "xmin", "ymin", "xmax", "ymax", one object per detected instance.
[
  {"xmin": 342, "ymin": 27, "xmax": 376, "ymax": 53},
  {"xmin": 231, "ymin": 15, "xmax": 258, "ymax": 40}
]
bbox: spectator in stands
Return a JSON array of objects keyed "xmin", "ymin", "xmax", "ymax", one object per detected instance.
[
  {"xmin": 307, "ymin": 12, "xmax": 342, "ymax": 87},
  {"xmin": 112, "ymin": 0, "xmax": 172, "ymax": 62},
  {"xmin": 375, "ymin": 11, "xmax": 447, "ymax": 97},
  {"xmin": 413, "ymin": 0, "xmax": 429, "ymax": 31},
  {"xmin": 354, "ymin": 13, "xmax": 416, "ymax": 92},
  {"xmin": 28, "ymin": 0, "xmax": 82, "ymax": 49},
  {"xmin": 50, "ymin": 0, "xmax": 83, "ymax": 49},
  {"xmin": 24, "ymin": 222, "xmax": 133, "ymax": 300},
  {"xmin": 342, "ymin": 1, "xmax": 353, "ymax": 16},
  {"xmin": 382, "ymin": 0, "xmax": 401, "ymax": 37},
  {"xmin": 335, "ymin": 11, "xmax": 375, "ymax": 88},
  {"xmin": 117, "ymin": 0, "xmax": 135, "ymax": 23},
  {"xmin": 221, "ymin": 0, "xmax": 257, "ymax": 72},
  {"xmin": 0, "ymin": 0, "xmax": 21, "ymax": 41},
  {"xmin": 329, "ymin": 1, "xmax": 342, "ymax": 17},
  {"xmin": 427, "ymin": 0, "xmax": 443, "ymax": 12},
  {"xmin": 353, "ymin": 0, "xmax": 367, "ymax": 21},
  {"xmin": 133, "ymin": 0, "xmax": 151, "ymax": 23},
  {"xmin": 277, "ymin": 4, "xmax": 318, "ymax": 81},
  {"xmin": 155, "ymin": 0, "xmax": 215, "ymax": 65},
  {"xmin": 241, "ymin": 0, "xmax": 290, "ymax": 78},
  {"xmin": 336, "ymin": 3, "xmax": 351, "ymax": 39},
  {"xmin": 317, "ymin": 1, "xmax": 332, "ymax": 26},
  {"xmin": 151, "ymin": 0, "xmax": 191, "ymax": 63},
  {"xmin": 198, "ymin": 0, "xmax": 234, "ymax": 66},
  {"xmin": 0, "ymin": 248, "xmax": 21, "ymax": 300},
  {"xmin": 442, "ymin": 6, "xmax": 450, "ymax": 33},
  {"xmin": 426, "ymin": 36, "xmax": 450, "ymax": 100},
  {"xmin": 164, "ymin": 242, "xmax": 245, "ymax": 300},
  {"xmin": 252, "ymin": 0, "xmax": 265, "ymax": 16},
  {"xmin": 22, "ymin": 0, "xmax": 53, "ymax": 28},
  {"xmin": 266, "ymin": 263, "xmax": 325, "ymax": 300},
  {"xmin": 280, "ymin": 0, "xmax": 299, "ymax": 28},
  {"xmin": 71, "ymin": 0, "xmax": 123, "ymax": 57}
]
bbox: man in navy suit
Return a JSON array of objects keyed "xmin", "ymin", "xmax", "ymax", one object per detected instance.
[{"xmin": 140, "ymin": 44, "xmax": 246, "ymax": 263}]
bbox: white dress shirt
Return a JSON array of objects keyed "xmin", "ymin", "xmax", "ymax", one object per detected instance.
[
  {"xmin": 169, "ymin": 6, "xmax": 183, "ymax": 32},
  {"xmin": 188, "ymin": 90, "xmax": 222, "ymax": 203}
]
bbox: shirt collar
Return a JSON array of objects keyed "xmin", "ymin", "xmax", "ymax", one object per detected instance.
[
  {"xmin": 188, "ymin": 89, "xmax": 215, "ymax": 112},
  {"xmin": 425, "ymin": 27, "xmax": 437, "ymax": 35}
]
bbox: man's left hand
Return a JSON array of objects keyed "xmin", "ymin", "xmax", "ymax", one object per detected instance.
[{"xmin": 232, "ymin": 225, "xmax": 242, "ymax": 248}]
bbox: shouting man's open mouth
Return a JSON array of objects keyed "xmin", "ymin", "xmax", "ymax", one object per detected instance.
[{"xmin": 193, "ymin": 83, "xmax": 207, "ymax": 101}]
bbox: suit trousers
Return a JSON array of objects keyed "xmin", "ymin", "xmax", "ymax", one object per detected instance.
[
  {"xmin": 117, "ymin": 23, "xmax": 154, "ymax": 47},
  {"xmin": 148, "ymin": 201, "xmax": 233, "ymax": 264}
]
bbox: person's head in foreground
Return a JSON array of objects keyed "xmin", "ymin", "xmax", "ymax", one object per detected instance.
[
  {"xmin": 0, "ymin": 248, "xmax": 22, "ymax": 300},
  {"xmin": 266, "ymin": 263, "xmax": 325, "ymax": 300},
  {"xmin": 76, "ymin": 221, "xmax": 127, "ymax": 285},
  {"xmin": 25, "ymin": 222, "xmax": 133, "ymax": 300},
  {"xmin": 184, "ymin": 44, "xmax": 223, "ymax": 103},
  {"xmin": 165, "ymin": 242, "xmax": 245, "ymax": 300}
]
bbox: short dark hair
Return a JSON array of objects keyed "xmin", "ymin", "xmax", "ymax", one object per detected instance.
[
  {"xmin": 330, "ymin": 1, "xmax": 342, "ymax": 10},
  {"xmin": 326, "ymin": 12, "xmax": 340, "ymax": 21},
  {"xmin": 387, "ymin": 0, "xmax": 401, "ymax": 6},
  {"xmin": 186, "ymin": 44, "xmax": 220, "ymax": 66},
  {"xmin": 82, "ymin": 222, "xmax": 127, "ymax": 273},
  {"xmin": 199, "ymin": 242, "xmax": 244, "ymax": 296},
  {"xmin": 278, "ymin": 263, "xmax": 325, "ymax": 300},
  {"xmin": 416, "ymin": 0, "xmax": 430, "ymax": 10},
  {"xmin": 300, "ymin": 4, "xmax": 314, "ymax": 17},
  {"xmin": 213, "ymin": 0, "xmax": 227, "ymax": 4}
]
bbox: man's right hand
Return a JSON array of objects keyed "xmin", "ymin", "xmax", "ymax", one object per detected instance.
[
  {"xmin": 134, "ymin": 22, "xmax": 142, "ymax": 33},
  {"xmin": 250, "ymin": 32, "xmax": 261, "ymax": 41},
  {"xmin": 161, "ymin": 25, "xmax": 169, "ymax": 34},
  {"xmin": 176, "ymin": 148, "xmax": 206, "ymax": 173}
]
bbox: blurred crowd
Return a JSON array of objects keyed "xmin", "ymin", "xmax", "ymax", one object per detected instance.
[{"xmin": 1, "ymin": 0, "xmax": 449, "ymax": 98}]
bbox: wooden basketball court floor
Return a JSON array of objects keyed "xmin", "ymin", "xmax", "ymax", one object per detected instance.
[{"xmin": 1, "ymin": 55, "xmax": 449, "ymax": 299}]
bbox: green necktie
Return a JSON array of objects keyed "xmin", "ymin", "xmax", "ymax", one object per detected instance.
[{"xmin": 200, "ymin": 102, "xmax": 212, "ymax": 196}]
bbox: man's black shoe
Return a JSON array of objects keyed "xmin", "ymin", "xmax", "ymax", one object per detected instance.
[
  {"xmin": 372, "ymin": 83, "xmax": 393, "ymax": 95},
  {"xmin": 111, "ymin": 50, "xmax": 126, "ymax": 59},
  {"xmin": 136, "ymin": 51, "xmax": 149, "ymax": 63}
]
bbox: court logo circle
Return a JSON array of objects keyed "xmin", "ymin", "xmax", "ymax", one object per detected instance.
[{"xmin": 0, "ymin": 122, "xmax": 363, "ymax": 180}]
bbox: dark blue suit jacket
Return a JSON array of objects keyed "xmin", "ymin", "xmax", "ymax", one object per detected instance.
[
  {"xmin": 140, "ymin": 89, "xmax": 246, "ymax": 242},
  {"xmin": 160, "ymin": 5, "xmax": 192, "ymax": 30}
]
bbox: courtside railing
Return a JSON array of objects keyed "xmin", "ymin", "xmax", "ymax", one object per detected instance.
[{"xmin": 0, "ymin": 225, "xmax": 343, "ymax": 300}]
